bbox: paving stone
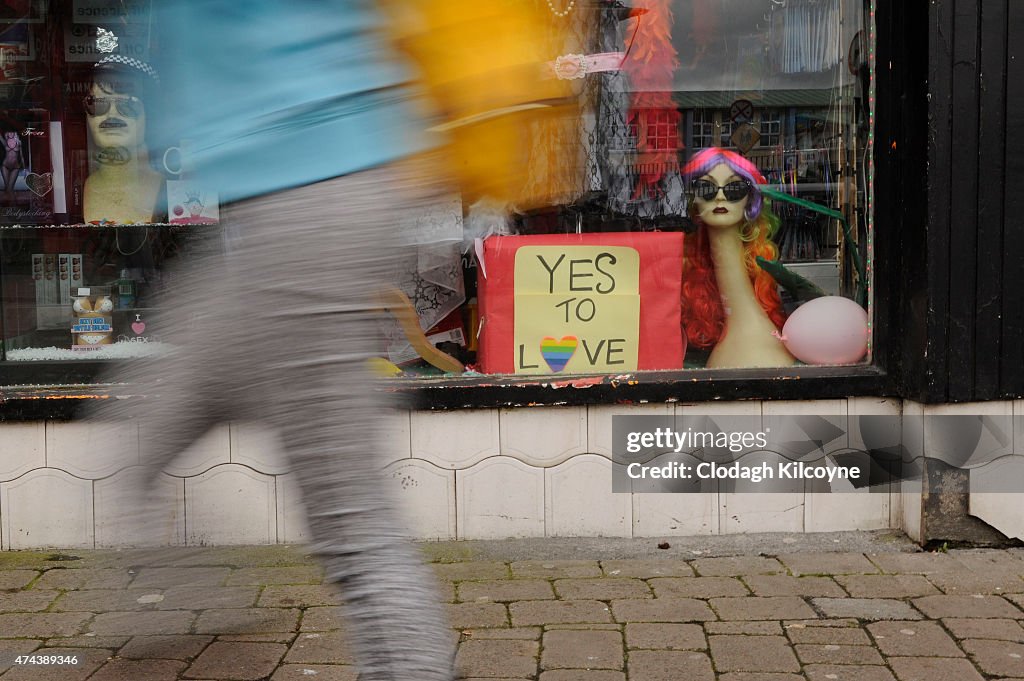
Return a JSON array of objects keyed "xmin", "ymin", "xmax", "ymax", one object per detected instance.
[
  {"xmin": 926, "ymin": 571, "xmax": 1024, "ymax": 595},
  {"xmin": 866, "ymin": 552, "xmax": 963, "ymax": 574},
  {"xmin": 33, "ymin": 569, "xmax": 132, "ymax": 591},
  {"xmin": 456, "ymin": 639, "xmax": 538, "ymax": 679},
  {"xmin": 952, "ymin": 551, "xmax": 1024, "ymax": 575},
  {"xmin": 691, "ymin": 556, "xmax": 785, "ymax": 577},
  {"xmin": 217, "ymin": 633, "xmax": 296, "ymax": 644},
  {"xmin": 0, "ymin": 613, "xmax": 91, "ymax": 638},
  {"xmin": 744, "ymin": 575, "xmax": 846, "ymax": 597},
  {"xmin": 812, "ymin": 598, "xmax": 922, "ymax": 620},
  {"xmin": 610, "ymin": 598, "xmax": 715, "ymax": 623},
  {"xmin": 784, "ymin": 623, "xmax": 870, "ymax": 645},
  {"xmin": 943, "ymin": 618, "xmax": 1024, "ymax": 641},
  {"xmin": 867, "ymin": 620, "xmax": 964, "ymax": 657},
  {"xmin": 540, "ymin": 630, "xmax": 622, "ymax": 670},
  {"xmin": 708, "ymin": 635, "xmax": 800, "ymax": 673},
  {"xmin": 183, "ymin": 641, "xmax": 287, "ymax": 680},
  {"xmin": 52, "ymin": 589, "xmax": 162, "ymax": 612},
  {"xmin": 794, "ymin": 643, "xmax": 884, "ymax": 665},
  {"xmin": 224, "ymin": 566, "xmax": 322, "ymax": 586},
  {"xmin": 511, "ymin": 601, "xmax": 612, "ymax": 626},
  {"xmin": 804, "ymin": 664, "xmax": 897, "ymax": 681},
  {"xmin": 0, "ymin": 647, "xmax": 110, "ymax": 681},
  {"xmin": 961, "ymin": 638, "xmax": 1024, "ymax": 677},
  {"xmin": 706, "ymin": 621, "xmax": 783, "ymax": 635},
  {"xmin": 129, "ymin": 567, "xmax": 231, "ymax": 589},
  {"xmin": 510, "ymin": 561, "xmax": 602, "ymax": 579},
  {"xmin": 40, "ymin": 636, "xmax": 128, "ymax": 649},
  {"xmin": 457, "ymin": 580, "xmax": 554, "ymax": 603},
  {"xmin": 271, "ymin": 664, "xmax": 358, "ymax": 681},
  {"xmin": 438, "ymin": 581, "xmax": 457, "ymax": 602},
  {"xmin": 257, "ymin": 584, "xmax": 341, "ymax": 608},
  {"xmin": 283, "ymin": 631, "xmax": 353, "ymax": 665},
  {"xmin": 554, "ymin": 579, "xmax": 650, "ymax": 600},
  {"xmin": 447, "ymin": 602, "xmax": 509, "ymax": 628},
  {"xmin": 600, "ymin": 560, "xmax": 694, "ymax": 578},
  {"xmin": 777, "ymin": 553, "xmax": 878, "ymax": 576},
  {"xmin": 298, "ymin": 606, "xmax": 342, "ymax": 632},
  {"xmin": 104, "ymin": 546, "xmax": 302, "ymax": 569},
  {"xmin": 87, "ymin": 658, "xmax": 186, "ymax": 681},
  {"xmin": 1007, "ymin": 594, "xmax": 1024, "ymax": 610},
  {"xmin": 0, "ymin": 571, "xmax": 39, "ymax": 590},
  {"xmin": 624, "ymin": 623, "xmax": 705, "ymax": 650},
  {"xmin": 718, "ymin": 674, "xmax": 804, "ymax": 681},
  {"xmin": 433, "ymin": 562, "xmax": 510, "ymax": 582},
  {"xmin": 0, "ymin": 639, "xmax": 42, "ymax": 673},
  {"xmin": 648, "ymin": 577, "xmax": 749, "ymax": 598},
  {"xmin": 89, "ymin": 611, "xmax": 195, "ymax": 636},
  {"xmin": 710, "ymin": 597, "xmax": 818, "ymax": 621},
  {"xmin": 913, "ymin": 594, "xmax": 1023, "ymax": 619},
  {"xmin": 462, "ymin": 627, "xmax": 541, "ymax": 641},
  {"xmin": 118, "ymin": 635, "xmax": 214, "ymax": 660},
  {"xmin": 538, "ymin": 672, "xmax": 624, "ymax": 681},
  {"xmin": 0, "ymin": 590, "xmax": 59, "ymax": 613},
  {"xmin": 545, "ymin": 624, "xmax": 622, "ymax": 631},
  {"xmin": 887, "ymin": 656, "xmax": 986, "ymax": 681},
  {"xmin": 836, "ymin": 574, "xmax": 940, "ymax": 598},
  {"xmin": 157, "ymin": 586, "xmax": 261, "ymax": 610},
  {"xmin": 626, "ymin": 650, "xmax": 714, "ymax": 681},
  {"xmin": 193, "ymin": 608, "xmax": 300, "ymax": 634},
  {"xmin": 786, "ymin": 618, "xmax": 861, "ymax": 628}
]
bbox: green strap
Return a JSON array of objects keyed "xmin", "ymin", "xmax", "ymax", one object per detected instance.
[{"xmin": 759, "ymin": 186, "xmax": 866, "ymax": 306}]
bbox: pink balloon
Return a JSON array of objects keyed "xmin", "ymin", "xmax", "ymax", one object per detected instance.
[{"xmin": 781, "ymin": 296, "xmax": 868, "ymax": 365}]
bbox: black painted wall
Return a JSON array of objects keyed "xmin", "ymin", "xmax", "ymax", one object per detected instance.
[{"xmin": 888, "ymin": 0, "xmax": 1024, "ymax": 402}]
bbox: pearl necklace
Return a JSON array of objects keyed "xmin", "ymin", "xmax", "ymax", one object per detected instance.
[{"xmin": 545, "ymin": 0, "xmax": 575, "ymax": 17}]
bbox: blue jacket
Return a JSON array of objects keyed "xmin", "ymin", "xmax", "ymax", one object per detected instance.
[{"xmin": 157, "ymin": 1, "xmax": 430, "ymax": 202}]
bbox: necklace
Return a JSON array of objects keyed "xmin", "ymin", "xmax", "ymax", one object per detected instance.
[
  {"xmin": 545, "ymin": 0, "xmax": 575, "ymax": 17},
  {"xmin": 116, "ymin": 226, "xmax": 148, "ymax": 255}
]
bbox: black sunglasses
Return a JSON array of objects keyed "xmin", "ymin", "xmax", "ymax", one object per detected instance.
[
  {"xmin": 691, "ymin": 178, "xmax": 752, "ymax": 202},
  {"xmin": 84, "ymin": 95, "xmax": 142, "ymax": 118}
]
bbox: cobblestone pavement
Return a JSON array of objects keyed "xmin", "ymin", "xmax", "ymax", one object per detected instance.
[{"xmin": 1, "ymin": 539, "xmax": 1024, "ymax": 680}]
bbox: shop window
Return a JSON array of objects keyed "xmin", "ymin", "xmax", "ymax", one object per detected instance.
[{"xmin": 0, "ymin": 0, "xmax": 873, "ymax": 392}]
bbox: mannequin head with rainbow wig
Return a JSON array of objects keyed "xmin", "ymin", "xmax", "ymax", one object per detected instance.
[
  {"xmin": 679, "ymin": 147, "xmax": 786, "ymax": 350},
  {"xmin": 683, "ymin": 147, "xmax": 767, "ymax": 225}
]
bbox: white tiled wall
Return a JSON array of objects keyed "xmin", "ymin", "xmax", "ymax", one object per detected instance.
[{"xmin": 1, "ymin": 398, "xmax": 1021, "ymax": 548}]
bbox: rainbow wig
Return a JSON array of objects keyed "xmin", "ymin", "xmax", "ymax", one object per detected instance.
[{"xmin": 680, "ymin": 147, "xmax": 787, "ymax": 349}]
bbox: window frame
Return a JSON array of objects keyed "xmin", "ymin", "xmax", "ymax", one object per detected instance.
[{"xmin": 1, "ymin": 0, "xmax": 963, "ymax": 418}]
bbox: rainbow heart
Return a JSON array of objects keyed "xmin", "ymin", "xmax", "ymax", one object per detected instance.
[{"xmin": 540, "ymin": 336, "xmax": 578, "ymax": 373}]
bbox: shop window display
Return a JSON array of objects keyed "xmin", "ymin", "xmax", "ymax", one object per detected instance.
[
  {"xmin": 0, "ymin": 0, "xmax": 871, "ymax": 382},
  {"xmin": 0, "ymin": 1, "xmax": 193, "ymax": 362}
]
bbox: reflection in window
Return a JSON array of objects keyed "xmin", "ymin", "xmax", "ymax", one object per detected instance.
[
  {"xmin": 692, "ymin": 109, "xmax": 715, "ymax": 149},
  {"xmin": 760, "ymin": 110, "xmax": 781, "ymax": 148},
  {"xmin": 719, "ymin": 113, "xmax": 734, "ymax": 149}
]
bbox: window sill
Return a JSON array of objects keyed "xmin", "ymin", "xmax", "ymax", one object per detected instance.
[{"xmin": 0, "ymin": 361, "xmax": 892, "ymax": 420}]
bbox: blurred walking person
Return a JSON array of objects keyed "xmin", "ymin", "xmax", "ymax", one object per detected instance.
[{"xmin": 91, "ymin": 2, "xmax": 572, "ymax": 681}]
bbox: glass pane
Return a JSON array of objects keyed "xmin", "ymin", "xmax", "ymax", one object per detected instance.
[
  {"xmin": 0, "ymin": 1, "xmax": 218, "ymax": 364},
  {"xmin": 457, "ymin": 0, "xmax": 872, "ymax": 376},
  {"xmin": 1, "ymin": 225, "xmax": 190, "ymax": 360}
]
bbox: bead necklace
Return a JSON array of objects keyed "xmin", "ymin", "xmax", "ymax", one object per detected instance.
[{"xmin": 545, "ymin": 0, "xmax": 575, "ymax": 18}]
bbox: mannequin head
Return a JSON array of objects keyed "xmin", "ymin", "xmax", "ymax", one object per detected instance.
[
  {"xmin": 679, "ymin": 147, "xmax": 785, "ymax": 349},
  {"xmin": 682, "ymin": 147, "xmax": 766, "ymax": 225},
  {"xmin": 690, "ymin": 162, "xmax": 752, "ymax": 229},
  {"xmin": 86, "ymin": 61, "xmax": 159, "ymax": 164}
]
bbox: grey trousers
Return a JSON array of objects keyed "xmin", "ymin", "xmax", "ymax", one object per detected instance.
[{"xmin": 95, "ymin": 163, "xmax": 455, "ymax": 681}]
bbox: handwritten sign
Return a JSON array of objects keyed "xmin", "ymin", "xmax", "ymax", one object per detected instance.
[{"xmin": 513, "ymin": 245, "xmax": 640, "ymax": 374}]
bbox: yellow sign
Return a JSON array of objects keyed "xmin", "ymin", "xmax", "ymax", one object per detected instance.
[{"xmin": 513, "ymin": 245, "xmax": 640, "ymax": 374}]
